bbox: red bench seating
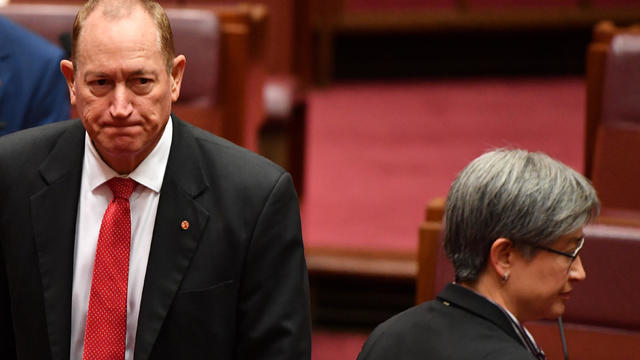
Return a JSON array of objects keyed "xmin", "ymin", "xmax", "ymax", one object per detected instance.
[{"xmin": 417, "ymin": 217, "xmax": 640, "ymax": 359}]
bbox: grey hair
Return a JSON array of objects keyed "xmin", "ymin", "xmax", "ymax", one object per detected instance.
[{"xmin": 444, "ymin": 148, "xmax": 600, "ymax": 283}]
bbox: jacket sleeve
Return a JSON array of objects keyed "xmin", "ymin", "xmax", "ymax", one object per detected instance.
[
  {"xmin": 235, "ymin": 172, "xmax": 311, "ymax": 360},
  {"xmin": 0, "ymin": 146, "xmax": 17, "ymax": 359},
  {"xmin": 0, "ymin": 234, "xmax": 17, "ymax": 359}
]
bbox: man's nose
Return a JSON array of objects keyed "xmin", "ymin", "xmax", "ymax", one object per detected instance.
[
  {"xmin": 109, "ymin": 84, "xmax": 133, "ymax": 118},
  {"xmin": 569, "ymin": 255, "xmax": 586, "ymax": 281}
]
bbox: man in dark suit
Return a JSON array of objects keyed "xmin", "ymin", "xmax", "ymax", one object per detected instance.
[
  {"xmin": 0, "ymin": 0, "xmax": 310, "ymax": 359},
  {"xmin": 0, "ymin": 15, "xmax": 70, "ymax": 135}
]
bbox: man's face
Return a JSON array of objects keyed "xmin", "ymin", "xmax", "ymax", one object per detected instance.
[{"xmin": 61, "ymin": 6, "xmax": 184, "ymax": 174}]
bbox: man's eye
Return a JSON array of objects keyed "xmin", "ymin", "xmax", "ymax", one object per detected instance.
[
  {"xmin": 130, "ymin": 78, "xmax": 153, "ymax": 94},
  {"xmin": 88, "ymin": 79, "xmax": 111, "ymax": 95},
  {"xmin": 90, "ymin": 79, "xmax": 108, "ymax": 86},
  {"xmin": 135, "ymin": 78, "xmax": 151, "ymax": 85}
]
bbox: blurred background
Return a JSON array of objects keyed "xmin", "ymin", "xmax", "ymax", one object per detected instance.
[{"xmin": 3, "ymin": 0, "xmax": 640, "ymax": 358}]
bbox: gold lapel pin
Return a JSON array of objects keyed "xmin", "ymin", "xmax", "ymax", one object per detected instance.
[{"xmin": 180, "ymin": 220, "xmax": 190, "ymax": 230}]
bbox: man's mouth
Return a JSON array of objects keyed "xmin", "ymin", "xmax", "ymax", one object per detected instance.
[{"xmin": 559, "ymin": 291, "xmax": 572, "ymax": 300}]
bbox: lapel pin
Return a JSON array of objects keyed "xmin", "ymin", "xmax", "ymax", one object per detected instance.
[{"xmin": 180, "ymin": 220, "xmax": 190, "ymax": 230}]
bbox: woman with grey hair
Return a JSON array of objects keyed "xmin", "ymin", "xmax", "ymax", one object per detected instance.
[{"xmin": 357, "ymin": 148, "xmax": 599, "ymax": 360}]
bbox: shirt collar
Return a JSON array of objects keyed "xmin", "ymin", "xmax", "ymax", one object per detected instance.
[{"xmin": 84, "ymin": 116, "xmax": 173, "ymax": 192}]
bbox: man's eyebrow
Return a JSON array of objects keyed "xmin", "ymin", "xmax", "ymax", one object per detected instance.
[
  {"xmin": 84, "ymin": 71, "xmax": 109, "ymax": 80},
  {"xmin": 82, "ymin": 69, "xmax": 158, "ymax": 80},
  {"xmin": 131, "ymin": 69, "xmax": 158, "ymax": 77}
]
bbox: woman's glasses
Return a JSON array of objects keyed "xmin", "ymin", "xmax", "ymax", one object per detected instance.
[{"xmin": 536, "ymin": 237, "xmax": 584, "ymax": 270}]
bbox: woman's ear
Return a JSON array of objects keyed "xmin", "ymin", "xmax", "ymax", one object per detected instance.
[{"xmin": 489, "ymin": 238, "xmax": 514, "ymax": 282}]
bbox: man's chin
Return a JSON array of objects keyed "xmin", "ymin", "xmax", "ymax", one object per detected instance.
[{"xmin": 95, "ymin": 139, "xmax": 143, "ymax": 158}]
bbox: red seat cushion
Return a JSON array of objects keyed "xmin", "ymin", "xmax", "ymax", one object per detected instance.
[
  {"xmin": 592, "ymin": 124, "xmax": 640, "ymax": 211},
  {"xmin": 564, "ymin": 224, "xmax": 640, "ymax": 330}
]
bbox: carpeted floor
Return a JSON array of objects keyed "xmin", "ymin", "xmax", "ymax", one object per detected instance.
[
  {"xmin": 302, "ymin": 77, "xmax": 585, "ymax": 253},
  {"xmin": 312, "ymin": 328, "xmax": 369, "ymax": 360}
]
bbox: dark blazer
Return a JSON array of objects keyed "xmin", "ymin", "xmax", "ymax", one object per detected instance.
[
  {"xmin": 0, "ymin": 116, "xmax": 311, "ymax": 360},
  {"xmin": 0, "ymin": 16, "xmax": 69, "ymax": 135},
  {"xmin": 357, "ymin": 283, "xmax": 536, "ymax": 360}
]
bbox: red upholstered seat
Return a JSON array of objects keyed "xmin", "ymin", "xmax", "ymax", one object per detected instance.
[
  {"xmin": 585, "ymin": 27, "xmax": 640, "ymax": 220},
  {"xmin": 581, "ymin": 23, "xmax": 640, "ymax": 229},
  {"xmin": 417, "ymin": 218, "xmax": 640, "ymax": 359},
  {"xmin": 600, "ymin": 33, "xmax": 640, "ymax": 129},
  {"xmin": 562, "ymin": 224, "xmax": 640, "ymax": 330},
  {"xmin": 170, "ymin": 9, "xmax": 220, "ymax": 108},
  {"xmin": 592, "ymin": 125, "xmax": 640, "ymax": 212}
]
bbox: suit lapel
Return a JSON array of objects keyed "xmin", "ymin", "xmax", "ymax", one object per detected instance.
[
  {"xmin": 30, "ymin": 121, "xmax": 85, "ymax": 360},
  {"xmin": 437, "ymin": 283, "xmax": 525, "ymax": 346},
  {"xmin": 134, "ymin": 117, "xmax": 210, "ymax": 360}
]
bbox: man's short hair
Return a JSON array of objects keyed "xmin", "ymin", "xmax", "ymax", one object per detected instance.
[
  {"xmin": 444, "ymin": 148, "xmax": 600, "ymax": 283},
  {"xmin": 71, "ymin": 0, "xmax": 175, "ymax": 73}
]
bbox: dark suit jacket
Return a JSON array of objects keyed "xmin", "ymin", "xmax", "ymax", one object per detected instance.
[
  {"xmin": 0, "ymin": 16, "xmax": 69, "ymax": 135},
  {"xmin": 0, "ymin": 116, "xmax": 311, "ymax": 359},
  {"xmin": 357, "ymin": 283, "xmax": 536, "ymax": 360}
]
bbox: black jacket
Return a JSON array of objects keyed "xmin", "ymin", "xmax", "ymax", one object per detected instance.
[{"xmin": 357, "ymin": 283, "xmax": 536, "ymax": 360}]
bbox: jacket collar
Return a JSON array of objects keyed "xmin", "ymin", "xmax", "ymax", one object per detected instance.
[
  {"xmin": 32, "ymin": 120, "xmax": 86, "ymax": 360},
  {"xmin": 133, "ymin": 114, "xmax": 210, "ymax": 360},
  {"xmin": 437, "ymin": 283, "xmax": 526, "ymax": 347}
]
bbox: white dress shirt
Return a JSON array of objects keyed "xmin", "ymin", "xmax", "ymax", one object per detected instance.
[{"xmin": 70, "ymin": 117, "xmax": 173, "ymax": 360}]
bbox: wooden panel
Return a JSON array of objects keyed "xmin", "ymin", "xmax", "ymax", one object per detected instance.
[
  {"xmin": 584, "ymin": 38, "xmax": 610, "ymax": 178},
  {"xmin": 425, "ymin": 196, "xmax": 445, "ymax": 222},
  {"xmin": 305, "ymin": 247, "xmax": 416, "ymax": 279},
  {"xmin": 345, "ymin": 0, "xmax": 457, "ymax": 11},
  {"xmin": 173, "ymin": 3, "xmax": 268, "ymax": 150},
  {"xmin": 527, "ymin": 321, "xmax": 640, "ymax": 360},
  {"xmin": 415, "ymin": 221, "xmax": 441, "ymax": 303},
  {"xmin": 169, "ymin": 0, "xmax": 295, "ymax": 75},
  {"xmin": 308, "ymin": 0, "xmax": 640, "ymax": 84}
]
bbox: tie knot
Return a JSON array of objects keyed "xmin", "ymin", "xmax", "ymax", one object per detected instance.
[{"xmin": 107, "ymin": 177, "xmax": 136, "ymax": 200}]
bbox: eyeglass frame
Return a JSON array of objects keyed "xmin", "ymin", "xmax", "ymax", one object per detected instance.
[{"xmin": 535, "ymin": 236, "xmax": 584, "ymax": 264}]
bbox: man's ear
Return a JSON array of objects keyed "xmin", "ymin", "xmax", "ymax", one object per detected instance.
[
  {"xmin": 170, "ymin": 55, "xmax": 186, "ymax": 102},
  {"xmin": 489, "ymin": 237, "xmax": 514, "ymax": 282},
  {"xmin": 60, "ymin": 59, "xmax": 77, "ymax": 105}
]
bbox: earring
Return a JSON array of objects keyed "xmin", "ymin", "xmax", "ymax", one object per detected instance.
[{"xmin": 503, "ymin": 272, "xmax": 510, "ymax": 282}]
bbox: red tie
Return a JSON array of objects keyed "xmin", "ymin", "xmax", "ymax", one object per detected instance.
[{"xmin": 83, "ymin": 177, "xmax": 136, "ymax": 360}]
